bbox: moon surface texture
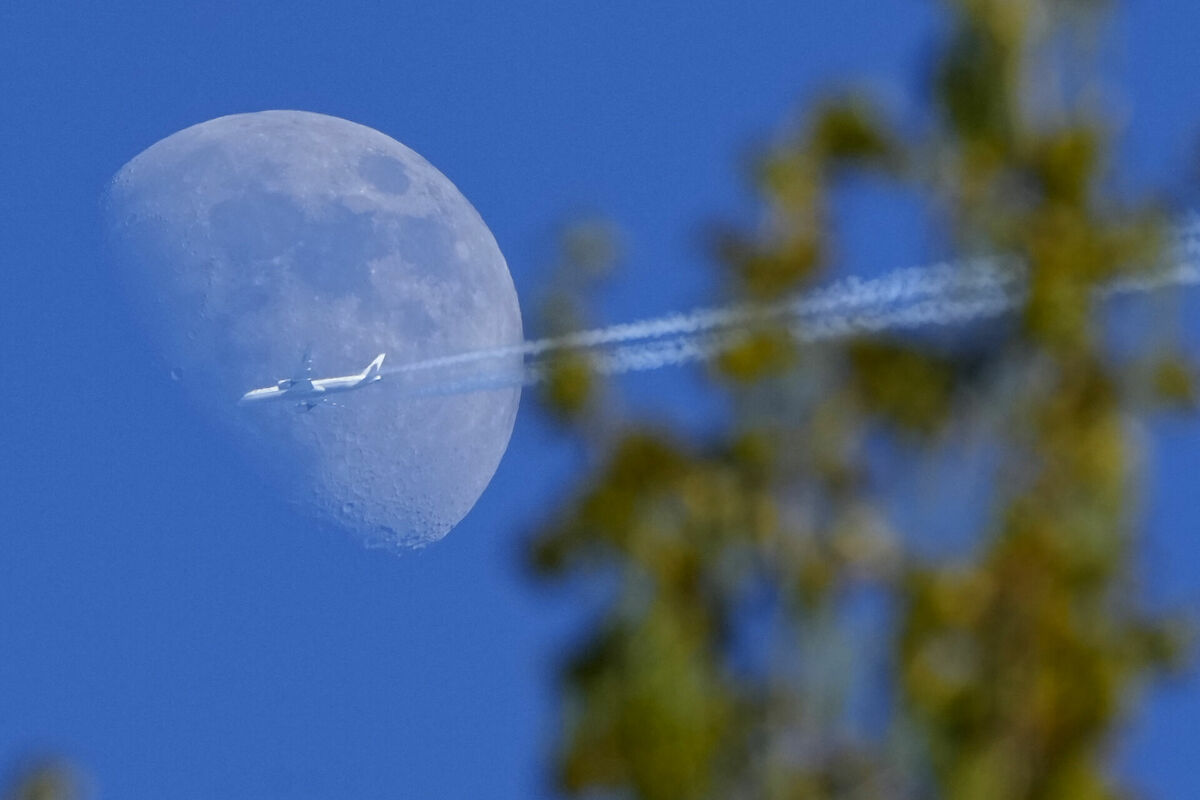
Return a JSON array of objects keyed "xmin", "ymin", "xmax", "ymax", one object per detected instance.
[{"xmin": 106, "ymin": 111, "xmax": 523, "ymax": 548}]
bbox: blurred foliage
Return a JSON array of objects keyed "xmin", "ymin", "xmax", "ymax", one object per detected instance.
[
  {"xmin": 536, "ymin": 217, "xmax": 624, "ymax": 421},
  {"xmin": 2, "ymin": 763, "xmax": 83, "ymax": 800},
  {"xmin": 529, "ymin": 1, "xmax": 1193, "ymax": 799}
]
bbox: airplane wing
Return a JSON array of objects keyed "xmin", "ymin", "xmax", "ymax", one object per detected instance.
[
  {"xmin": 296, "ymin": 346, "xmax": 313, "ymax": 380},
  {"xmin": 282, "ymin": 346, "xmax": 315, "ymax": 392}
]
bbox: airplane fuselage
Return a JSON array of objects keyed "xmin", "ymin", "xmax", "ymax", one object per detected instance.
[{"xmin": 238, "ymin": 353, "xmax": 386, "ymax": 408}]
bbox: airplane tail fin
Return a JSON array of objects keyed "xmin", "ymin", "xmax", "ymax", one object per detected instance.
[{"xmin": 361, "ymin": 353, "xmax": 386, "ymax": 383}]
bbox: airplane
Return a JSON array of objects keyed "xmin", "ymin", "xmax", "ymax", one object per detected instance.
[{"xmin": 238, "ymin": 348, "xmax": 387, "ymax": 411}]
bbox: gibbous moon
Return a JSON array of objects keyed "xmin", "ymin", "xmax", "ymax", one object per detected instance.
[{"xmin": 106, "ymin": 111, "xmax": 523, "ymax": 548}]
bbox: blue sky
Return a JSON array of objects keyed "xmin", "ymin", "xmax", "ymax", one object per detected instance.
[{"xmin": 3, "ymin": 2, "xmax": 1199, "ymax": 797}]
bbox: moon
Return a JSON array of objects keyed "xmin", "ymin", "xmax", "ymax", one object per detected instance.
[{"xmin": 105, "ymin": 110, "xmax": 523, "ymax": 548}]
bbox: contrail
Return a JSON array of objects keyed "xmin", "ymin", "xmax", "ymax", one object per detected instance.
[
  {"xmin": 387, "ymin": 283, "xmax": 1022, "ymax": 398},
  {"xmin": 385, "ymin": 221, "xmax": 1200, "ymax": 398},
  {"xmin": 385, "ymin": 257, "xmax": 1020, "ymax": 380}
]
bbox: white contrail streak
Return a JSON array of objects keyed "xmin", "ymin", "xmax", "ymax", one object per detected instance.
[
  {"xmin": 388, "ymin": 283, "xmax": 1023, "ymax": 398},
  {"xmin": 385, "ymin": 221, "xmax": 1200, "ymax": 398},
  {"xmin": 385, "ymin": 256, "xmax": 1019, "ymax": 379}
]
